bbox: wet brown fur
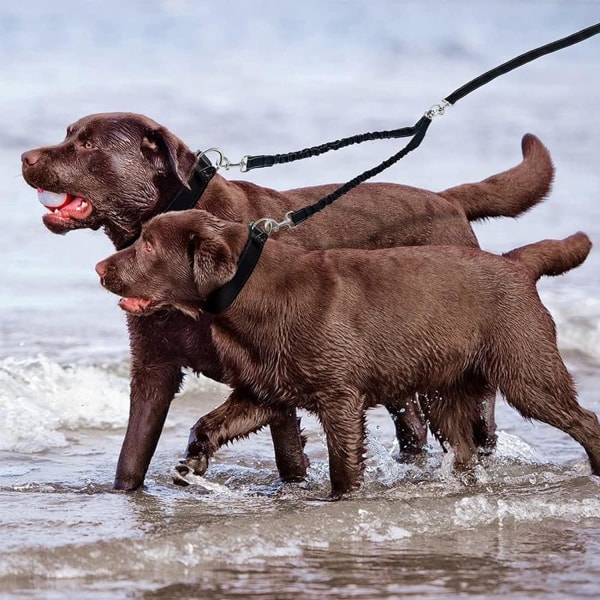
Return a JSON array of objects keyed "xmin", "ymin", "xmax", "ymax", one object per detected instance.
[
  {"xmin": 96, "ymin": 211, "xmax": 599, "ymax": 496},
  {"xmin": 22, "ymin": 112, "xmax": 554, "ymax": 490}
]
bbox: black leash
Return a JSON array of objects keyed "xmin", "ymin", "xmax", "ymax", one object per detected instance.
[
  {"xmin": 192, "ymin": 24, "xmax": 600, "ymax": 313},
  {"xmin": 242, "ymin": 22, "xmax": 600, "ymax": 175},
  {"xmin": 279, "ymin": 22, "xmax": 600, "ymax": 227}
]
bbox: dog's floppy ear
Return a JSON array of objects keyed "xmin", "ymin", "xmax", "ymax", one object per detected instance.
[
  {"xmin": 141, "ymin": 126, "xmax": 193, "ymax": 188},
  {"xmin": 188, "ymin": 231, "xmax": 237, "ymax": 296}
]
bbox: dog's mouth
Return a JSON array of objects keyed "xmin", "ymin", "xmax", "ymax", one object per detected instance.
[
  {"xmin": 38, "ymin": 189, "xmax": 94, "ymax": 232},
  {"xmin": 117, "ymin": 296, "xmax": 156, "ymax": 315}
]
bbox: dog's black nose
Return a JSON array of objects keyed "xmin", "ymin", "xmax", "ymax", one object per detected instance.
[{"xmin": 21, "ymin": 149, "xmax": 41, "ymax": 167}]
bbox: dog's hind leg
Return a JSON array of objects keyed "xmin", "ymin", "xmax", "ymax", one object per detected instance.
[
  {"xmin": 423, "ymin": 386, "xmax": 480, "ymax": 483},
  {"xmin": 387, "ymin": 395, "xmax": 428, "ymax": 455},
  {"xmin": 491, "ymin": 314, "xmax": 600, "ymax": 476},
  {"xmin": 471, "ymin": 389, "xmax": 498, "ymax": 455},
  {"xmin": 499, "ymin": 356, "xmax": 600, "ymax": 476},
  {"xmin": 269, "ymin": 411, "xmax": 309, "ymax": 482}
]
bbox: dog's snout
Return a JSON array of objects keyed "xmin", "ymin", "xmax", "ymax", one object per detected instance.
[
  {"xmin": 95, "ymin": 259, "xmax": 108, "ymax": 278},
  {"xmin": 21, "ymin": 149, "xmax": 41, "ymax": 168}
]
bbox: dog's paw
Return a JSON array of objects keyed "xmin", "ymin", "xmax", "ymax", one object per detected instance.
[
  {"xmin": 171, "ymin": 461, "xmax": 230, "ymax": 494},
  {"xmin": 171, "ymin": 456, "xmax": 209, "ymax": 487},
  {"xmin": 172, "ymin": 462, "xmax": 194, "ymax": 487}
]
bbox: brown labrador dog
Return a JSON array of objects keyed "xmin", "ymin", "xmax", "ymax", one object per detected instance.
[
  {"xmin": 95, "ymin": 210, "xmax": 599, "ymax": 497},
  {"xmin": 21, "ymin": 112, "xmax": 553, "ymax": 490}
]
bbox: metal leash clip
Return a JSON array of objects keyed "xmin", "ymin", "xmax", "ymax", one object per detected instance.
[
  {"xmin": 251, "ymin": 212, "xmax": 295, "ymax": 236},
  {"xmin": 197, "ymin": 147, "xmax": 249, "ymax": 172},
  {"xmin": 424, "ymin": 100, "xmax": 451, "ymax": 120}
]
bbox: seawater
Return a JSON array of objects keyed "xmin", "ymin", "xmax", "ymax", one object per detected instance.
[{"xmin": 1, "ymin": 1, "xmax": 600, "ymax": 598}]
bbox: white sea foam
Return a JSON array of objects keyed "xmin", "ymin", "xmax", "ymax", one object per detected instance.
[
  {"xmin": 0, "ymin": 356, "xmax": 129, "ymax": 452},
  {"xmin": 543, "ymin": 289, "xmax": 600, "ymax": 361}
]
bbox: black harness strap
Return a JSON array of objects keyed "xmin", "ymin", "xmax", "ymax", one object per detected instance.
[{"xmin": 201, "ymin": 224, "xmax": 268, "ymax": 314}]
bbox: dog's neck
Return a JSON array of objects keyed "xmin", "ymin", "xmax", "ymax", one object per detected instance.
[
  {"xmin": 209, "ymin": 239, "xmax": 313, "ymax": 397},
  {"xmin": 111, "ymin": 154, "xmax": 222, "ymax": 250},
  {"xmin": 212, "ymin": 238, "xmax": 303, "ymax": 336}
]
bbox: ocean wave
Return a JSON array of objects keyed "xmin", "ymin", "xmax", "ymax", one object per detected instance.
[
  {"xmin": 541, "ymin": 288, "xmax": 600, "ymax": 362},
  {"xmin": 0, "ymin": 355, "xmax": 230, "ymax": 454},
  {"xmin": 0, "ymin": 356, "xmax": 129, "ymax": 452}
]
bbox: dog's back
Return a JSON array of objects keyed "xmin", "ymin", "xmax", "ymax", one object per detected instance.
[{"xmin": 217, "ymin": 241, "xmax": 553, "ymax": 403}]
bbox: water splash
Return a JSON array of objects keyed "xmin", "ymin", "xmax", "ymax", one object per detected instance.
[{"xmin": 0, "ymin": 355, "xmax": 129, "ymax": 452}]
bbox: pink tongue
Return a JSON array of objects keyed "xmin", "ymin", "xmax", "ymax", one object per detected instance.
[
  {"xmin": 61, "ymin": 196, "xmax": 85, "ymax": 211},
  {"xmin": 118, "ymin": 297, "xmax": 152, "ymax": 312}
]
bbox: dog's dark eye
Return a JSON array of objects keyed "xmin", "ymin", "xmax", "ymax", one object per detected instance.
[{"xmin": 84, "ymin": 140, "xmax": 95, "ymax": 150}]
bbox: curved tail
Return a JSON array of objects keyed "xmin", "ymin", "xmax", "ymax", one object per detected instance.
[
  {"xmin": 439, "ymin": 134, "xmax": 554, "ymax": 221},
  {"xmin": 503, "ymin": 232, "xmax": 592, "ymax": 281}
]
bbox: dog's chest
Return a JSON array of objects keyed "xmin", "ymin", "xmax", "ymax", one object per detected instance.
[{"xmin": 213, "ymin": 326, "xmax": 325, "ymax": 408}]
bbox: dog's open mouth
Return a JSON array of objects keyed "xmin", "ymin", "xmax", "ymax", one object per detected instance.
[
  {"xmin": 118, "ymin": 297, "xmax": 155, "ymax": 314},
  {"xmin": 38, "ymin": 189, "xmax": 93, "ymax": 225}
]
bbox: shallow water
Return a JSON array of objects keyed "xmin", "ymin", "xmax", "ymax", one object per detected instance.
[{"xmin": 1, "ymin": 1, "xmax": 600, "ymax": 598}]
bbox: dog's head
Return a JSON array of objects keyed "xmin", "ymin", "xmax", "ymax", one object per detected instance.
[
  {"xmin": 21, "ymin": 112, "xmax": 197, "ymax": 245},
  {"xmin": 95, "ymin": 210, "xmax": 241, "ymax": 318}
]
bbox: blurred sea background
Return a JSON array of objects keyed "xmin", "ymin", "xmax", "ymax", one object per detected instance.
[{"xmin": 1, "ymin": 1, "xmax": 600, "ymax": 598}]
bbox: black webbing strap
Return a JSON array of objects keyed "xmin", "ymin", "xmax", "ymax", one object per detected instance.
[
  {"xmin": 242, "ymin": 22, "xmax": 600, "ymax": 173},
  {"xmin": 201, "ymin": 224, "xmax": 268, "ymax": 314},
  {"xmin": 161, "ymin": 153, "xmax": 216, "ymax": 213}
]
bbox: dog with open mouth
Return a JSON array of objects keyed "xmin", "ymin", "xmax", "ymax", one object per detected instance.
[
  {"xmin": 95, "ymin": 209, "xmax": 599, "ymax": 497},
  {"xmin": 22, "ymin": 112, "xmax": 554, "ymax": 490},
  {"xmin": 36, "ymin": 189, "xmax": 94, "ymax": 231}
]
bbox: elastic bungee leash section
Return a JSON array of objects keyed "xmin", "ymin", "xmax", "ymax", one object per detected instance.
[{"xmin": 196, "ymin": 22, "xmax": 599, "ymax": 314}]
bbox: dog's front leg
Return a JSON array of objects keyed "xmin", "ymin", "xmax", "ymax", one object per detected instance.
[
  {"xmin": 114, "ymin": 363, "xmax": 183, "ymax": 490},
  {"xmin": 319, "ymin": 394, "xmax": 367, "ymax": 498},
  {"xmin": 175, "ymin": 388, "xmax": 288, "ymax": 480}
]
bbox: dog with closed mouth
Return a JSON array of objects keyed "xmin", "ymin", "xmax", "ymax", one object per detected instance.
[
  {"xmin": 96, "ymin": 209, "xmax": 599, "ymax": 496},
  {"xmin": 22, "ymin": 112, "xmax": 554, "ymax": 490}
]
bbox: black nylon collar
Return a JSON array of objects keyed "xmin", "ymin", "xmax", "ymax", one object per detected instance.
[
  {"xmin": 161, "ymin": 153, "xmax": 216, "ymax": 213},
  {"xmin": 201, "ymin": 224, "xmax": 268, "ymax": 315}
]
